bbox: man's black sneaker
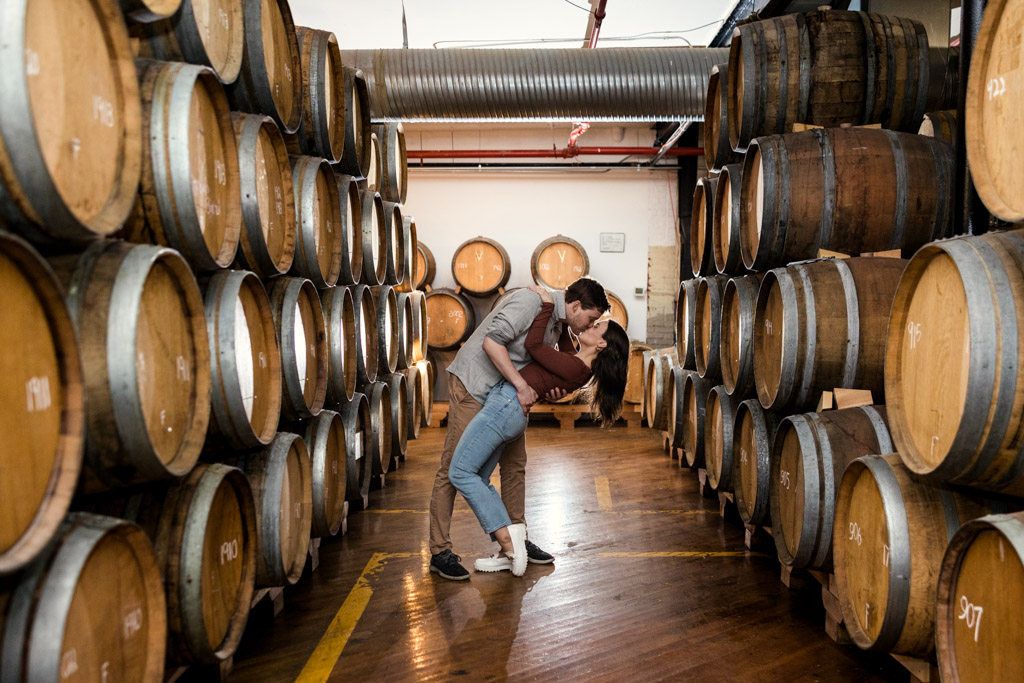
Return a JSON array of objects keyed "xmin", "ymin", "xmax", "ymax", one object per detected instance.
[
  {"xmin": 429, "ymin": 549, "xmax": 470, "ymax": 580},
  {"xmin": 525, "ymin": 540, "xmax": 554, "ymax": 564}
]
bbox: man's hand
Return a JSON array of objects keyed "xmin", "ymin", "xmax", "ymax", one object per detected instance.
[
  {"xmin": 527, "ymin": 285, "xmax": 553, "ymax": 304},
  {"xmin": 545, "ymin": 387, "xmax": 568, "ymax": 402},
  {"xmin": 516, "ymin": 383, "xmax": 539, "ymax": 415}
]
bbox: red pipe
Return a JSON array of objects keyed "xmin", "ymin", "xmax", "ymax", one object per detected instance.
[{"xmin": 408, "ymin": 146, "xmax": 704, "ymax": 159}]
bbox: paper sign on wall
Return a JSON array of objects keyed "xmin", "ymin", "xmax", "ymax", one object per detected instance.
[{"xmin": 600, "ymin": 232, "xmax": 625, "ymax": 252}]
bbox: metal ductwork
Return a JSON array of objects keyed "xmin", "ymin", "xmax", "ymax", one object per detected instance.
[{"xmin": 340, "ymin": 48, "xmax": 729, "ymax": 122}]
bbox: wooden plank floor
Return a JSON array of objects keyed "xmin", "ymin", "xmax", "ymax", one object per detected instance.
[{"xmin": 224, "ymin": 420, "xmax": 906, "ymax": 682}]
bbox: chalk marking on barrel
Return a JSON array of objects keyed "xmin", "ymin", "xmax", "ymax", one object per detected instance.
[{"xmin": 595, "ymin": 477, "xmax": 613, "ymax": 512}]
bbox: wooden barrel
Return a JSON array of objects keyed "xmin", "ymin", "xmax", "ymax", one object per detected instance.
[
  {"xmin": 689, "ymin": 176, "xmax": 719, "ymax": 278},
  {"xmin": 624, "ymin": 341, "xmax": 653, "ymax": 404},
  {"xmin": 359, "ymin": 190, "xmax": 387, "ymax": 286},
  {"xmin": 366, "ymin": 132, "xmax": 381, "ymax": 192},
  {"xmin": 340, "ymin": 393, "xmax": 372, "ymax": 510},
  {"xmin": 338, "ymin": 67, "xmax": 372, "ymax": 179},
  {"xmin": 364, "ymin": 382, "xmax": 394, "ymax": 477},
  {"xmin": 425, "ymin": 288, "xmax": 476, "ymax": 351},
  {"xmin": 936, "ymin": 511, "xmax": 1024, "ymax": 682},
  {"xmin": 453, "ymin": 236, "xmax": 512, "ymax": 297},
  {"xmin": 50, "ymin": 240, "xmax": 209, "ymax": 491},
  {"xmin": 0, "ymin": 513, "xmax": 165, "ymax": 681},
  {"xmin": 754, "ymin": 256, "xmax": 905, "ymax": 412},
  {"xmin": 418, "ymin": 359, "xmax": 436, "ymax": 428},
  {"xmin": 694, "ymin": 274, "xmax": 727, "ymax": 381},
  {"xmin": 741, "ymin": 128, "xmax": 953, "ymax": 271},
  {"xmin": 290, "ymin": 155, "xmax": 342, "ymax": 288},
  {"xmin": 136, "ymin": 0, "xmax": 244, "ymax": 84},
  {"xmin": 268, "ymin": 277, "xmax": 327, "ymax": 420},
  {"xmin": 375, "ymin": 122, "xmax": 409, "ymax": 204},
  {"xmin": 0, "ymin": 233, "xmax": 84, "ymax": 574},
  {"xmin": 396, "ymin": 214, "xmax": 418, "ymax": 293},
  {"xmin": 402, "ymin": 366, "xmax": 423, "ymax": 440},
  {"xmin": 409, "ymin": 290, "xmax": 428, "ymax": 363},
  {"xmin": 885, "ymin": 231, "xmax": 1024, "ymax": 496},
  {"xmin": 531, "ymin": 235, "xmax": 589, "ymax": 289},
  {"xmin": 204, "ymin": 270, "xmax": 281, "ymax": 450},
  {"xmin": 227, "ymin": 0, "xmax": 301, "ymax": 134},
  {"xmin": 371, "ymin": 285, "xmax": 400, "ymax": 375},
  {"xmin": 919, "ymin": 109, "xmax": 956, "ymax": 145},
  {"xmin": 232, "ymin": 113, "xmax": 296, "ymax": 278},
  {"xmin": 335, "ymin": 173, "xmax": 364, "ymax": 286},
  {"xmin": 682, "ymin": 371, "xmax": 711, "ymax": 468},
  {"xmin": 350, "ymin": 285, "xmax": 379, "ymax": 385},
  {"xmin": 639, "ymin": 349, "xmax": 653, "ymax": 422},
  {"xmin": 704, "ymin": 62, "xmax": 741, "ymax": 172},
  {"xmin": 834, "ymin": 454, "xmax": 992, "ymax": 657},
  {"xmin": 719, "ymin": 274, "xmax": 761, "ymax": 398},
  {"xmin": 416, "ymin": 242, "xmax": 436, "ymax": 290},
  {"xmin": 303, "ymin": 410, "xmax": 348, "ymax": 538},
  {"xmin": 770, "ymin": 405, "xmax": 892, "ymax": 570},
  {"xmin": 236, "ymin": 432, "xmax": 311, "ymax": 587},
  {"xmin": 675, "ymin": 279, "xmax": 698, "ymax": 370},
  {"xmin": 0, "ymin": 0, "xmax": 143, "ymax": 245},
  {"xmin": 123, "ymin": 60, "xmax": 240, "ymax": 272},
  {"xmin": 395, "ymin": 291, "xmax": 415, "ymax": 370},
  {"xmin": 382, "ymin": 201, "xmax": 406, "ymax": 286},
  {"xmin": 733, "ymin": 399, "xmax": 780, "ymax": 526},
  {"xmin": 320, "ymin": 286, "xmax": 357, "ymax": 406},
  {"xmin": 728, "ymin": 10, "xmax": 932, "ymax": 152},
  {"xmin": 602, "ymin": 290, "xmax": 629, "ymax": 332},
  {"xmin": 712, "ymin": 163, "xmax": 745, "ymax": 275},
  {"xmin": 644, "ymin": 351, "xmax": 676, "ymax": 430},
  {"xmin": 667, "ymin": 367, "xmax": 697, "ymax": 450},
  {"xmin": 384, "ymin": 373, "xmax": 409, "ymax": 461},
  {"xmin": 119, "ymin": 0, "xmax": 181, "ymax": 22},
  {"xmin": 705, "ymin": 385, "xmax": 739, "ymax": 491},
  {"xmin": 294, "ymin": 27, "xmax": 344, "ymax": 162}
]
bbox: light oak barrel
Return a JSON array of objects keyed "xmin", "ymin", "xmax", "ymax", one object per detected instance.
[
  {"xmin": 602, "ymin": 290, "xmax": 628, "ymax": 332},
  {"xmin": 719, "ymin": 274, "xmax": 762, "ymax": 398},
  {"xmin": 303, "ymin": 410, "xmax": 348, "ymax": 538},
  {"xmin": 668, "ymin": 367, "xmax": 698, "ymax": 450},
  {"xmin": 453, "ymin": 236, "xmax": 512, "ymax": 297},
  {"xmin": 227, "ymin": 0, "xmax": 301, "ymax": 134},
  {"xmin": 885, "ymin": 231, "xmax": 1024, "ymax": 496},
  {"xmin": 289, "ymin": 155, "xmax": 342, "ymax": 288},
  {"xmin": 232, "ymin": 113, "xmax": 296, "ymax": 278},
  {"xmin": 371, "ymin": 284, "xmax": 400, "ymax": 375},
  {"xmin": 681, "ymin": 371, "xmax": 712, "ymax": 468},
  {"xmin": 359, "ymin": 190, "xmax": 387, "ymax": 286},
  {"xmin": 395, "ymin": 291, "xmax": 415, "ymax": 370},
  {"xmin": 0, "ymin": 0, "xmax": 142, "ymax": 244},
  {"xmin": 919, "ymin": 109, "xmax": 957, "ymax": 145},
  {"xmin": 402, "ymin": 366, "xmax": 424, "ymax": 440},
  {"xmin": 364, "ymin": 381, "xmax": 394, "ymax": 477},
  {"xmin": 754, "ymin": 257, "xmax": 905, "ymax": 412},
  {"xmin": 675, "ymin": 279, "xmax": 699, "ymax": 370},
  {"xmin": 203, "ymin": 270, "xmax": 281, "ymax": 450},
  {"xmin": 0, "ymin": 513, "xmax": 165, "ymax": 682},
  {"xmin": 728, "ymin": 10, "xmax": 934, "ymax": 152},
  {"xmin": 834, "ymin": 453, "xmax": 992, "ymax": 657},
  {"xmin": 335, "ymin": 172, "xmax": 364, "ymax": 286},
  {"xmin": 374, "ymin": 121, "xmax": 409, "ymax": 204},
  {"xmin": 340, "ymin": 393, "xmax": 372, "ymax": 510},
  {"xmin": 382, "ymin": 201, "xmax": 406, "ymax": 286},
  {"xmin": 733, "ymin": 398, "xmax": 781, "ymax": 526},
  {"xmin": 644, "ymin": 351, "xmax": 676, "ymax": 431},
  {"xmin": 531, "ymin": 235, "xmax": 589, "ymax": 289},
  {"xmin": 704, "ymin": 62, "xmax": 741, "ymax": 172},
  {"xmin": 396, "ymin": 214, "xmax": 418, "ymax": 293},
  {"xmin": 705, "ymin": 385, "xmax": 740, "ymax": 491},
  {"xmin": 119, "ymin": 0, "xmax": 181, "ymax": 22},
  {"xmin": 135, "ymin": 0, "xmax": 244, "ymax": 84},
  {"xmin": 689, "ymin": 176, "xmax": 719, "ymax": 278},
  {"xmin": 268, "ymin": 277, "xmax": 327, "ymax": 421},
  {"xmin": 236, "ymin": 432, "xmax": 312, "ymax": 587},
  {"xmin": 712, "ymin": 163, "xmax": 746, "ymax": 275},
  {"xmin": 740, "ymin": 128, "xmax": 953, "ymax": 271},
  {"xmin": 384, "ymin": 373, "xmax": 409, "ymax": 461},
  {"xmin": 366, "ymin": 132, "xmax": 381, "ymax": 192},
  {"xmin": 408, "ymin": 290, "xmax": 428, "ymax": 363},
  {"xmin": 49, "ymin": 240, "xmax": 210, "ymax": 491},
  {"xmin": 936, "ymin": 511, "xmax": 1024, "ymax": 682},
  {"xmin": 337, "ymin": 67, "xmax": 372, "ymax": 178},
  {"xmin": 425, "ymin": 288, "xmax": 476, "ymax": 351},
  {"xmin": 415, "ymin": 242, "xmax": 436, "ymax": 290},
  {"xmin": 294, "ymin": 27, "xmax": 344, "ymax": 162},
  {"xmin": 350, "ymin": 284, "xmax": 380, "ymax": 385},
  {"xmin": 418, "ymin": 359, "xmax": 435, "ymax": 428},
  {"xmin": 0, "ymin": 233, "xmax": 84, "ymax": 575},
  {"xmin": 624, "ymin": 341, "xmax": 653, "ymax": 405},
  {"xmin": 694, "ymin": 274, "xmax": 728, "ymax": 381},
  {"xmin": 770, "ymin": 405, "xmax": 892, "ymax": 570},
  {"xmin": 320, "ymin": 285, "xmax": 358, "ymax": 406}
]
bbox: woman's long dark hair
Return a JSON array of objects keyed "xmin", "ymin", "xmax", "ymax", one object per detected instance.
[{"xmin": 586, "ymin": 320, "xmax": 629, "ymax": 427}]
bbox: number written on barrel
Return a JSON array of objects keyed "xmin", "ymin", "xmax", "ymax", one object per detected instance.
[
  {"xmin": 988, "ymin": 76, "xmax": 1007, "ymax": 100},
  {"xmin": 906, "ymin": 321, "xmax": 922, "ymax": 350},
  {"xmin": 220, "ymin": 538, "xmax": 239, "ymax": 564},
  {"xmin": 848, "ymin": 522, "xmax": 863, "ymax": 546},
  {"xmin": 123, "ymin": 606, "xmax": 143, "ymax": 639},
  {"xmin": 959, "ymin": 595, "xmax": 984, "ymax": 643},
  {"xmin": 779, "ymin": 469, "xmax": 791, "ymax": 490}
]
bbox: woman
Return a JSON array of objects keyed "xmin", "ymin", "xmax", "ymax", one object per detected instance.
[{"xmin": 448, "ymin": 289, "xmax": 630, "ymax": 576}]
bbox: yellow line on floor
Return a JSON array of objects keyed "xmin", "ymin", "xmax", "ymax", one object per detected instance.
[
  {"xmin": 598, "ymin": 551, "xmax": 771, "ymax": 558},
  {"xmin": 595, "ymin": 476, "xmax": 613, "ymax": 512},
  {"xmin": 294, "ymin": 552, "xmax": 416, "ymax": 683},
  {"xmin": 361, "ymin": 509, "xmax": 472, "ymax": 515},
  {"xmin": 363, "ymin": 508, "xmax": 718, "ymax": 516},
  {"xmin": 620, "ymin": 509, "xmax": 720, "ymax": 516}
]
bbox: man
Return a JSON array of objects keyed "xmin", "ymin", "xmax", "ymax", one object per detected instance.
[{"xmin": 429, "ymin": 278, "xmax": 610, "ymax": 580}]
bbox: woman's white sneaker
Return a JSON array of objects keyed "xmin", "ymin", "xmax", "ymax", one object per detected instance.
[{"xmin": 507, "ymin": 524, "xmax": 528, "ymax": 576}]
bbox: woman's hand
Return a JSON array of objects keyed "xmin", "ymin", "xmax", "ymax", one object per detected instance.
[{"xmin": 528, "ymin": 285, "xmax": 553, "ymax": 304}]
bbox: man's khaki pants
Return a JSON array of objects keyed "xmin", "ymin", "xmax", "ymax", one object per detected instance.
[{"xmin": 429, "ymin": 374, "xmax": 526, "ymax": 555}]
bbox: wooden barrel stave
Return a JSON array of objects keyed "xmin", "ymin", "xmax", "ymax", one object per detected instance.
[
  {"xmin": 350, "ymin": 284, "xmax": 379, "ymax": 385},
  {"xmin": 340, "ymin": 393, "xmax": 372, "ymax": 510},
  {"xmin": 303, "ymin": 410, "xmax": 348, "ymax": 538},
  {"xmin": 690, "ymin": 176, "xmax": 719, "ymax": 278},
  {"xmin": 359, "ymin": 190, "xmax": 387, "ymax": 286},
  {"xmin": 402, "ymin": 366, "xmax": 423, "ymax": 440},
  {"xmin": 705, "ymin": 385, "xmax": 738, "ymax": 491},
  {"xmin": 704, "ymin": 62, "xmax": 741, "ymax": 172},
  {"xmin": 644, "ymin": 351, "xmax": 676, "ymax": 431},
  {"xmin": 668, "ymin": 367, "xmax": 697, "ymax": 450},
  {"xmin": 294, "ymin": 27, "xmax": 345, "ymax": 162},
  {"xmin": 321, "ymin": 285, "xmax": 358, "ymax": 406},
  {"xmin": 395, "ymin": 214, "xmax": 418, "ymax": 293},
  {"xmin": 418, "ymin": 359, "xmax": 435, "ymax": 428},
  {"xmin": 415, "ymin": 243, "xmax": 436, "ymax": 290},
  {"xmin": 371, "ymin": 285, "xmax": 400, "ymax": 375},
  {"xmin": 268, "ymin": 277, "xmax": 327, "ymax": 421},
  {"xmin": 453, "ymin": 236, "xmax": 512, "ymax": 297},
  {"xmin": 134, "ymin": 0, "xmax": 244, "ymax": 84},
  {"xmin": 384, "ymin": 373, "xmax": 409, "ymax": 461},
  {"xmin": 425, "ymin": 288, "xmax": 476, "ymax": 351},
  {"xmin": 374, "ymin": 122, "xmax": 408, "ymax": 204},
  {"xmin": 364, "ymin": 382, "xmax": 394, "ymax": 477},
  {"xmin": 719, "ymin": 274, "xmax": 762, "ymax": 397},
  {"xmin": 733, "ymin": 399, "xmax": 780, "ymax": 526},
  {"xmin": 335, "ymin": 173, "xmax": 364, "ymax": 286},
  {"xmin": 289, "ymin": 156, "xmax": 342, "ymax": 288},
  {"xmin": 624, "ymin": 341, "xmax": 652, "ymax": 405},
  {"xmin": 408, "ymin": 290, "xmax": 428, "ymax": 363},
  {"xmin": 366, "ymin": 132, "xmax": 381, "ymax": 192},
  {"xmin": 602, "ymin": 290, "xmax": 628, "ymax": 332},
  {"xmin": 694, "ymin": 274, "xmax": 728, "ymax": 381},
  {"xmin": 675, "ymin": 279, "xmax": 699, "ymax": 370},
  {"xmin": 382, "ymin": 201, "xmax": 406, "ymax": 286},
  {"xmin": 682, "ymin": 371, "xmax": 711, "ymax": 468},
  {"xmin": 337, "ymin": 67, "xmax": 372, "ymax": 178},
  {"xmin": 395, "ymin": 292, "xmax": 415, "ymax": 370},
  {"xmin": 713, "ymin": 163, "xmax": 745, "ymax": 275},
  {"xmin": 531, "ymin": 235, "xmax": 589, "ymax": 289}
]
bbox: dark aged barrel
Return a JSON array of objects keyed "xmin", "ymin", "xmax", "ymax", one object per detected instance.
[
  {"xmin": 321, "ymin": 285, "xmax": 357, "ymax": 406},
  {"xmin": 338, "ymin": 67, "xmax": 372, "ymax": 178},
  {"xmin": 705, "ymin": 385, "xmax": 739, "ymax": 491},
  {"xmin": 415, "ymin": 242, "xmax": 436, "ymax": 290},
  {"xmin": 366, "ymin": 132, "xmax": 381, "ymax": 192},
  {"xmin": 754, "ymin": 257, "xmax": 905, "ymax": 412},
  {"xmin": 644, "ymin": 351, "xmax": 676, "ymax": 431},
  {"xmin": 728, "ymin": 10, "xmax": 933, "ymax": 152},
  {"xmin": 384, "ymin": 373, "xmax": 409, "ymax": 461},
  {"xmin": 227, "ymin": 0, "xmax": 301, "ymax": 134},
  {"xmin": 382, "ymin": 201, "xmax": 406, "ymax": 286},
  {"xmin": 290, "ymin": 155, "xmax": 342, "ymax": 288},
  {"xmin": 408, "ymin": 290, "xmax": 428, "ymax": 363},
  {"xmin": 425, "ymin": 288, "xmax": 476, "ymax": 351},
  {"xmin": 402, "ymin": 366, "xmax": 423, "ymax": 440},
  {"xmin": 232, "ymin": 113, "xmax": 296, "ymax": 278},
  {"xmin": 682, "ymin": 371, "xmax": 711, "ymax": 468},
  {"xmin": 719, "ymin": 274, "xmax": 761, "ymax": 398},
  {"xmin": 294, "ymin": 27, "xmax": 345, "ymax": 162},
  {"xmin": 350, "ymin": 284, "xmax": 379, "ymax": 385},
  {"xmin": 531, "ymin": 235, "xmax": 589, "ymax": 289},
  {"xmin": 303, "ymin": 410, "xmax": 347, "ymax": 537},
  {"xmin": 0, "ymin": 0, "xmax": 142, "ymax": 244},
  {"xmin": 675, "ymin": 279, "xmax": 699, "ymax": 370},
  {"xmin": 364, "ymin": 382, "xmax": 394, "ymax": 477},
  {"xmin": 733, "ymin": 398, "xmax": 780, "ymax": 526},
  {"xmin": 936, "ymin": 511, "xmax": 1024, "ymax": 682},
  {"xmin": 118, "ymin": 0, "xmax": 181, "ymax": 22},
  {"xmin": 49, "ymin": 240, "xmax": 210, "ymax": 491},
  {"xmin": 740, "ymin": 128, "xmax": 953, "ymax": 271},
  {"xmin": 453, "ymin": 236, "xmax": 512, "ymax": 297},
  {"xmin": 667, "ymin": 366, "xmax": 695, "ymax": 450},
  {"xmin": 694, "ymin": 274, "xmax": 728, "ymax": 380},
  {"xmin": 371, "ymin": 285, "xmax": 400, "ymax": 375},
  {"xmin": 335, "ymin": 173, "xmax": 364, "ymax": 286},
  {"xmin": 0, "ymin": 513, "xmax": 165, "ymax": 682},
  {"xmin": 340, "ymin": 392, "xmax": 372, "ymax": 509},
  {"xmin": 919, "ymin": 109, "xmax": 956, "ymax": 145},
  {"xmin": 834, "ymin": 454, "xmax": 992, "ymax": 657},
  {"xmin": 690, "ymin": 176, "xmax": 719, "ymax": 277},
  {"xmin": 268, "ymin": 277, "xmax": 327, "ymax": 420},
  {"xmin": 704, "ymin": 62, "xmax": 741, "ymax": 172},
  {"xmin": 236, "ymin": 432, "xmax": 312, "ymax": 587},
  {"xmin": 885, "ymin": 231, "xmax": 1024, "ymax": 497},
  {"xmin": 136, "ymin": 0, "xmax": 244, "ymax": 84},
  {"xmin": 395, "ymin": 292, "xmax": 415, "ymax": 370},
  {"xmin": 374, "ymin": 121, "xmax": 408, "ymax": 204},
  {"xmin": 770, "ymin": 405, "xmax": 892, "ymax": 570},
  {"xmin": 204, "ymin": 270, "xmax": 281, "ymax": 449},
  {"xmin": 0, "ymin": 233, "xmax": 84, "ymax": 574},
  {"xmin": 396, "ymin": 214, "xmax": 418, "ymax": 293},
  {"xmin": 360, "ymin": 190, "xmax": 387, "ymax": 286},
  {"xmin": 713, "ymin": 163, "xmax": 745, "ymax": 275}
]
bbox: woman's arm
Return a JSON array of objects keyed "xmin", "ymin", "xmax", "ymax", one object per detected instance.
[{"xmin": 525, "ymin": 303, "xmax": 591, "ymax": 383}]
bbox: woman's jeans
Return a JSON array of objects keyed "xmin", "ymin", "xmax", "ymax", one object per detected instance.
[{"xmin": 449, "ymin": 381, "xmax": 529, "ymax": 535}]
